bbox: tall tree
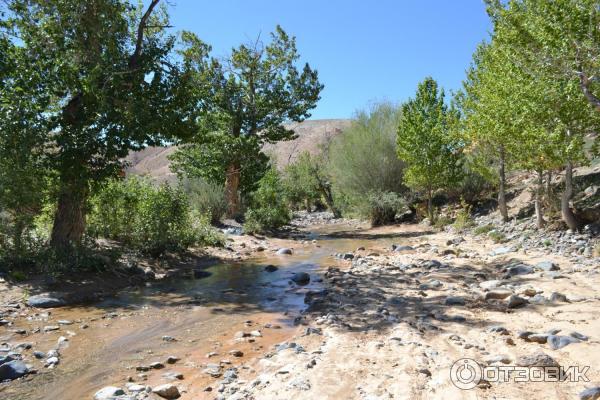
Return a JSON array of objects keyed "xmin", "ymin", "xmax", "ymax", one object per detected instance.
[
  {"xmin": 397, "ymin": 78, "xmax": 463, "ymax": 222},
  {"xmin": 171, "ymin": 27, "xmax": 323, "ymax": 217},
  {"xmin": 485, "ymin": 0, "xmax": 600, "ymax": 230},
  {"xmin": 6, "ymin": 0, "xmax": 195, "ymax": 249}
]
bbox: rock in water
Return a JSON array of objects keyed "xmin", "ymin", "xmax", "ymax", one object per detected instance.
[
  {"xmin": 153, "ymin": 383, "xmax": 180, "ymax": 399},
  {"xmin": 0, "ymin": 360, "xmax": 29, "ymax": 380},
  {"xmin": 277, "ymin": 248, "xmax": 293, "ymax": 255},
  {"xmin": 264, "ymin": 265, "xmax": 278, "ymax": 272},
  {"xmin": 27, "ymin": 295, "xmax": 65, "ymax": 308},
  {"xmin": 291, "ymin": 272, "xmax": 310, "ymax": 285}
]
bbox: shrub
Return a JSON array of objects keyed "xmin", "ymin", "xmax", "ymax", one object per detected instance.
[
  {"xmin": 488, "ymin": 230, "xmax": 507, "ymax": 243},
  {"xmin": 182, "ymin": 177, "xmax": 227, "ymax": 225},
  {"xmin": 433, "ymin": 215, "xmax": 453, "ymax": 229},
  {"xmin": 328, "ymin": 102, "xmax": 408, "ymax": 216},
  {"xmin": 360, "ymin": 191, "xmax": 406, "ymax": 226},
  {"xmin": 473, "ymin": 224, "xmax": 494, "ymax": 235},
  {"xmin": 282, "ymin": 152, "xmax": 322, "ymax": 210},
  {"xmin": 452, "ymin": 198, "xmax": 475, "ymax": 231},
  {"xmin": 244, "ymin": 168, "xmax": 291, "ymax": 234},
  {"xmin": 89, "ymin": 178, "xmax": 219, "ymax": 256}
]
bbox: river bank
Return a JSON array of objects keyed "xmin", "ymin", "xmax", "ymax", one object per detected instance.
[{"xmin": 1, "ymin": 213, "xmax": 600, "ymax": 399}]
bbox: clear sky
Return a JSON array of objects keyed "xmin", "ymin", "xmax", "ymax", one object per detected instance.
[{"xmin": 164, "ymin": 1, "xmax": 492, "ymax": 120}]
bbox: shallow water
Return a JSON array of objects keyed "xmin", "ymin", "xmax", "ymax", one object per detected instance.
[{"xmin": 3, "ymin": 222, "xmax": 409, "ymax": 399}]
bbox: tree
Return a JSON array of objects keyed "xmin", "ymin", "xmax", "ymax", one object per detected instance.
[
  {"xmin": 6, "ymin": 0, "xmax": 195, "ymax": 250},
  {"xmin": 283, "ymin": 151, "xmax": 340, "ymax": 216},
  {"xmin": 483, "ymin": 0, "xmax": 600, "ymax": 230},
  {"xmin": 172, "ymin": 26, "xmax": 323, "ymax": 218},
  {"xmin": 397, "ymin": 78, "xmax": 463, "ymax": 222}
]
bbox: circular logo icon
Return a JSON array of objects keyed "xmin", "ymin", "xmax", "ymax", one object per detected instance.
[{"xmin": 450, "ymin": 358, "xmax": 482, "ymax": 390}]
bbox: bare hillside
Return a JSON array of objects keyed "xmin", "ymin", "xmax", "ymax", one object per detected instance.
[{"xmin": 125, "ymin": 119, "xmax": 351, "ymax": 182}]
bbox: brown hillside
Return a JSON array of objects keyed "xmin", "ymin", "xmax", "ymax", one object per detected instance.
[{"xmin": 125, "ymin": 119, "xmax": 351, "ymax": 182}]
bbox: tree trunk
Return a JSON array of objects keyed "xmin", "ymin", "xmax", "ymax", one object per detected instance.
[
  {"xmin": 561, "ymin": 161, "xmax": 579, "ymax": 231},
  {"xmin": 427, "ymin": 189, "xmax": 434, "ymax": 223},
  {"xmin": 50, "ymin": 180, "xmax": 88, "ymax": 250},
  {"xmin": 320, "ymin": 185, "xmax": 341, "ymax": 218},
  {"xmin": 498, "ymin": 146, "xmax": 509, "ymax": 222},
  {"xmin": 535, "ymin": 170, "xmax": 545, "ymax": 229},
  {"xmin": 224, "ymin": 162, "xmax": 241, "ymax": 218}
]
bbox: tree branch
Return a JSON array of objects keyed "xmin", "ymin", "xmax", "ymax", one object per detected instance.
[
  {"xmin": 128, "ymin": 0, "xmax": 161, "ymax": 71},
  {"xmin": 578, "ymin": 71, "xmax": 600, "ymax": 112}
]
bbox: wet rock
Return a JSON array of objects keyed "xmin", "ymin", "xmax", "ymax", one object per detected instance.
[
  {"xmin": 93, "ymin": 386, "xmax": 125, "ymax": 400},
  {"xmin": 535, "ymin": 261, "xmax": 559, "ymax": 271},
  {"xmin": 547, "ymin": 335, "xmax": 580, "ymax": 350},
  {"xmin": 264, "ymin": 265, "xmax": 278, "ymax": 272},
  {"xmin": 27, "ymin": 295, "xmax": 66, "ymax": 308},
  {"xmin": 516, "ymin": 352, "xmax": 558, "ymax": 367},
  {"xmin": 579, "ymin": 387, "xmax": 600, "ymax": 400},
  {"xmin": 291, "ymin": 272, "xmax": 310, "ymax": 285},
  {"xmin": 152, "ymin": 383, "xmax": 180, "ymax": 399},
  {"xmin": 444, "ymin": 296, "xmax": 466, "ymax": 306},
  {"xmin": 507, "ymin": 295, "xmax": 528, "ymax": 309},
  {"xmin": 276, "ymin": 248, "xmax": 293, "ymax": 255},
  {"xmin": 193, "ymin": 270, "xmax": 212, "ymax": 279}
]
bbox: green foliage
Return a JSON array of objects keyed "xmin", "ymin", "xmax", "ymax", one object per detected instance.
[
  {"xmin": 360, "ymin": 191, "xmax": 406, "ymax": 227},
  {"xmin": 473, "ymin": 224, "xmax": 495, "ymax": 235},
  {"xmin": 4, "ymin": 0, "xmax": 198, "ymax": 249},
  {"xmin": 89, "ymin": 178, "xmax": 219, "ymax": 256},
  {"xmin": 433, "ymin": 215, "xmax": 453, "ymax": 229},
  {"xmin": 328, "ymin": 102, "xmax": 407, "ymax": 216},
  {"xmin": 488, "ymin": 230, "xmax": 507, "ymax": 244},
  {"xmin": 397, "ymin": 78, "xmax": 464, "ymax": 221},
  {"xmin": 173, "ymin": 26, "xmax": 323, "ymax": 216},
  {"xmin": 452, "ymin": 198, "xmax": 475, "ymax": 231},
  {"xmin": 244, "ymin": 169, "xmax": 291, "ymax": 234},
  {"xmin": 182, "ymin": 177, "xmax": 227, "ymax": 225},
  {"xmin": 282, "ymin": 152, "xmax": 324, "ymax": 210}
]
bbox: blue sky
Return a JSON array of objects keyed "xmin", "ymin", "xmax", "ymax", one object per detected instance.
[{"xmin": 164, "ymin": 1, "xmax": 492, "ymax": 120}]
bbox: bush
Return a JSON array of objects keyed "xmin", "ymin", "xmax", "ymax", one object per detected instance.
[
  {"xmin": 433, "ymin": 215, "xmax": 453, "ymax": 229},
  {"xmin": 89, "ymin": 178, "xmax": 220, "ymax": 256},
  {"xmin": 182, "ymin": 177, "xmax": 227, "ymax": 225},
  {"xmin": 244, "ymin": 168, "xmax": 291, "ymax": 234},
  {"xmin": 328, "ymin": 102, "xmax": 408, "ymax": 216},
  {"xmin": 282, "ymin": 152, "xmax": 322, "ymax": 210},
  {"xmin": 452, "ymin": 198, "xmax": 475, "ymax": 231},
  {"xmin": 488, "ymin": 230, "xmax": 507, "ymax": 243},
  {"xmin": 473, "ymin": 224, "xmax": 494, "ymax": 235},
  {"xmin": 360, "ymin": 191, "xmax": 406, "ymax": 226}
]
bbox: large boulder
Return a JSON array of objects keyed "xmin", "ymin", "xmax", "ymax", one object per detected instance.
[
  {"xmin": 153, "ymin": 383, "xmax": 180, "ymax": 399},
  {"xmin": 0, "ymin": 360, "xmax": 29, "ymax": 381},
  {"xmin": 27, "ymin": 295, "xmax": 66, "ymax": 308}
]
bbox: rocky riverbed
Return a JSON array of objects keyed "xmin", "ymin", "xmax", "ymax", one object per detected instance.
[{"xmin": 1, "ymin": 213, "xmax": 600, "ymax": 399}]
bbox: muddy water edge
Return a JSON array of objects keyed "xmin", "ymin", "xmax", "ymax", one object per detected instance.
[{"xmin": 1, "ymin": 220, "xmax": 407, "ymax": 399}]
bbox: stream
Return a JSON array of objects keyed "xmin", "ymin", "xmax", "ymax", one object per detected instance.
[{"xmin": 2, "ymin": 222, "xmax": 405, "ymax": 399}]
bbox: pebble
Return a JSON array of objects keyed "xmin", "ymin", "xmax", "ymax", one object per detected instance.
[
  {"xmin": 152, "ymin": 383, "xmax": 180, "ymax": 399},
  {"xmin": 93, "ymin": 386, "xmax": 125, "ymax": 400}
]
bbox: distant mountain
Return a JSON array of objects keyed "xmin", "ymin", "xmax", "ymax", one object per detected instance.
[{"xmin": 125, "ymin": 119, "xmax": 352, "ymax": 182}]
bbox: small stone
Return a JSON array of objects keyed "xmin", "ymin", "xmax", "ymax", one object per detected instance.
[
  {"xmin": 507, "ymin": 295, "xmax": 528, "ymax": 309},
  {"xmin": 229, "ymin": 350, "xmax": 243, "ymax": 357},
  {"xmin": 162, "ymin": 335, "xmax": 176, "ymax": 342},
  {"xmin": 150, "ymin": 361, "xmax": 164, "ymax": 369},
  {"xmin": 43, "ymin": 325, "xmax": 60, "ymax": 332},
  {"xmin": 516, "ymin": 352, "xmax": 558, "ymax": 367},
  {"xmin": 535, "ymin": 261, "xmax": 560, "ymax": 271},
  {"xmin": 93, "ymin": 386, "xmax": 125, "ymax": 400},
  {"xmin": 444, "ymin": 296, "xmax": 466, "ymax": 306},
  {"xmin": 570, "ymin": 332, "xmax": 589, "ymax": 341},
  {"xmin": 27, "ymin": 295, "xmax": 65, "ymax": 308},
  {"xmin": 276, "ymin": 248, "xmax": 293, "ymax": 255},
  {"xmin": 152, "ymin": 383, "xmax": 180, "ymax": 399},
  {"xmin": 547, "ymin": 335, "xmax": 580, "ymax": 350},
  {"xmin": 392, "ymin": 245, "xmax": 414, "ymax": 252},
  {"xmin": 166, "ymin": 356, "xmax": 180, "ymax": 364},
  {"xmin": 264, "ymin": 265, "xmax": 278, "ymax": 272},
  {"xmin": 45, "ymin": 356, "xmax": 59, "ymax": 366},
  {"xmin": 549, "ymin": 292, "xmax": 569, "ymax": 303},
  {"xmin": 291, "ymin": 272, "xmax": 310, "ymax": 285},
  {"xmin": 487, "ymin": 325, "xmax": 509, "ymax": 335},
  {"xmin": 485, "ymin": 289, "xmax": 513, "ymax": 300}
]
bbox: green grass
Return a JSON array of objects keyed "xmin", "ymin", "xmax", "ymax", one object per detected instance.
[
  {"xmin": 473, "ymin": 224, "xmax": 495, "ymax": 235},
  {"xmin": 487, "ymin": 230, "xmax": 507, "ymax": 243}
]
